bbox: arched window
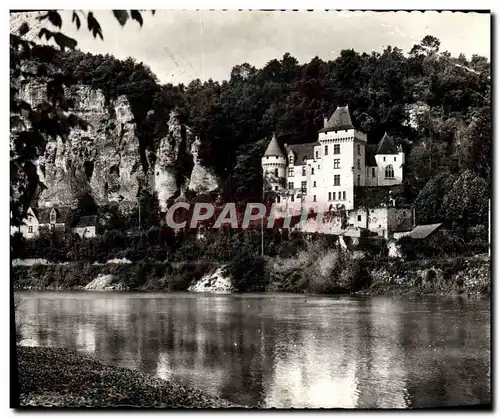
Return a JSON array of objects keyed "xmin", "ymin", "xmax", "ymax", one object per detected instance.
[{"xmin": 385, "ymin": 165, "xmax": 394, "ymax": 179}]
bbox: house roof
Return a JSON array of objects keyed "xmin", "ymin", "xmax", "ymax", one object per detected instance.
[
  {"xmin": 319, "ymin": 105, "xmax": 355, "ymax": 133},
  {"xmin": 74, "ymin": 215, "xmax": 97, "ymax": 228},
  {"xmin": 376, "ymin": 132, "xmax": 399, "ymax": 155},
  {"xmin": 31, "ymin": 206, "xmax": 72, "ymax": 224},
  {"xmin": 263, "ymin": 133, "xmax": 285, "ymax": 158},
  {"xmin": 285, "ymin": 142, "xmax": 320, "ymax": 166},
  {"xmin": 407, "ymin": 223, "xmax": 442, "ymax": 239}
]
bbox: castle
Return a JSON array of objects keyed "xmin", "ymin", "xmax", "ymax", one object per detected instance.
[{"xmin": 261, "ymin": 105, "xmax": 412, "ymax": 237}]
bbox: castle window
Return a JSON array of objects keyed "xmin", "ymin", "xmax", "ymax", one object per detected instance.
[
  {"xmin": 328, "ymin": 192, "xmax": 332, "ymax": 201},
  {"xmin": 301, "ymin": 181, "xmax": 307, "ymax": 192},
  {"xmin": 357, "ymin": 215, "xmax": 362, "ymax": 222},
  {"xmin": 275, "ymin": 186, "xmax": 279, "ymax": 191},
  {"xmin": 334, "ymin": 175, "xmax": 340, "ymax": 186},
  {"xmin": 332, "ymin": 192, "xmax": 336, "ymax": 200},
  {"xmin": 385, "ymin": 165, "xmax": 395, "ymax": 179},
  {"xmin": 318, "ymin": 165, "xmax": 320, "ymax": 170},
  {"xmin": 394, "ymin": 156, "xmax": 397, "ymax": 161},
  {"xmin": 28, "ymin": 226, "xmax": 33, "ymax": 234},
  {"xmin": 357, "ymin": 174, "xmax": 361, "ymax": 186},
  {"xmin": 313, "ymin": 195, "xmax": 317, "ymax": 202},
  {"xmin": 372, "ymin": 167, "xmax": 376, "ymax": 177},
  {"xmin": 302, "ymin": 167, "xmax": 306, "ymax": 176},
  {"xmin": 313, "ymin": 181, "xmax": 316, "ymax": 187},
  {"xmin": 276, "ymin": 196, "xmax": 280, "ymax": 203},
  {"xmin": 315, "ymin": 151, "xmax": 319, "ymax": 159},
  {"xmin": 383, "ymin": 156, "xmax": 386, "ymax": 162},
  {"xmin": 291, "ymin": 195, "xmax": 295, "ymax": 202},
  {"xmin": 343, "ymin": 191, "xmax": 346, "ymax": 200},
  {"xmin": 357, "ymin": 144, "xmax": 361, "ymax": 155},
  {"xmin": 288, "ymin": 168, "xmax": 294, "ymax": 176},
  {"xmin": 274, "ymin": 169, "xmax": 279, "ymax": 177},
  {"xmin": 311, "ymin": 168, "xmax": 315, "ymax": 175},
  {"xmin": 357, "ymin": 159, "xmax": 361, "ymax": 170},
  {"xmin": 289, "ymin": 156, "xmax": 293, "ymax": 163},
  {"xmin": 288, "ymin": 182, "xmax": 293, "ymax": 189},
  {"xmin": 325, "ymin": 145, "xmax": 329, "ymax": 155},
  {"xmin": 334, "ymin": 159, "xmax": 340, "ymax": 169},
  {"xmin": 334, "ymin": 144, "xmax": 340, "ymax": 154}
]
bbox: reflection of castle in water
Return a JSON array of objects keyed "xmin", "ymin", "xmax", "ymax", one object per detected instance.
[
  {"xmin": 16, "ymin": 294, "xmax": 490, "ymax": 408},
  {"xmin": 263, "ymin": 298, "xmax": 409, "ymax": 408}
]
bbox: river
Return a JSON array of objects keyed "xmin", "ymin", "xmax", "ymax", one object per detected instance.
[{"xmin": 15, "ymin": 292, "xmax": 490, "ymax": 408}]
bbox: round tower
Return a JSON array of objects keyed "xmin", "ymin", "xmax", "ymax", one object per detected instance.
[{"xmin": 261, "ymin": 133, "xmax": 286, "ymax": 192}]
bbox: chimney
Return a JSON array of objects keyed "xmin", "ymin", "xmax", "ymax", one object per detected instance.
[{"xmin": 323, "ymin": 116, "xmax": 328, "ymax": 127}]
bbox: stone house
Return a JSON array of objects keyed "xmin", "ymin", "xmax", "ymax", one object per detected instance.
[
  {"xmin": 72, "ymin": 215, "xmax": 98, "ymax": 238},
  {"xmin": 11, "ymin": 206, "xmax": 98, "ymax": 239}
]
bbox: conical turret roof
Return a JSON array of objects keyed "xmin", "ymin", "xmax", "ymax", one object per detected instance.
[
  {"xmin": 263, "ymin": 133, "xmax": 285, "ymax": 157},
  {"xmin": 319, "ymin": 105, "xmax": 355, "ymax": 133},
  {"xmin": 376, "ymin": 132, "xmax": 399, "ymax": 155}
]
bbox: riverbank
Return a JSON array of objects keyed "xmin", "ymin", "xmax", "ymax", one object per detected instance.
[
  {"xmin": 11, "ymin": 254, "xmax": 490, "ymax": 298},
  {"xmin": 16, "ymin": 346, "xmax": 237, "ymax": 408}
]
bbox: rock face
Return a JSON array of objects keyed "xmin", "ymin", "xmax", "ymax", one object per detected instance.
[
  {"xmin": 188, "ymin": 136, "xmax": 219, "ymax": 194},
  {"xmin": 188, "ymin": 266, "xmax": 233, "ymax": 293},
  {"xmin": 154, "ymin": 110, "xmax": 185, "ymax": 211},
  {"xmin": 13, "ymin": 77, "xmax": 221, "ymax": 211},
  {"xmin": 18, "ymin": 81, "xmax": 144, "ymax": 208}
]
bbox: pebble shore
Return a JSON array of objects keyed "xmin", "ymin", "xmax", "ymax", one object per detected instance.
[{"xmin": 16, "ymin": 346, "xmax": 238, "ymax": 408}]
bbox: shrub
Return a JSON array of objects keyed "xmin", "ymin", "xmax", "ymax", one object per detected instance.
[{"xmin": 228, "ymin": 253, "xmax": 267, "ymax": 292}]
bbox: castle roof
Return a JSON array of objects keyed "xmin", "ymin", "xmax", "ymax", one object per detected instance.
[
  {"xmin": 376, "ymin": 132, "xmax": 399, "ymax": 155},
  {"xmin": 319, "ymin": 105, "xmax": 355, "ymax": 133},
  {"xmin": 285, "ymin": 142, "xmax": 320, "ymax": 166},
  {"xmin": 263, "ymin": 133, "xmax": 285, "ymax": 158},
  {"xmin": 31, "ymin": 206, "xmax": 72, "ymax": 224},
  {"xmin": 73, "ymin": 215, "xmax": 97, "ymax": 228}
]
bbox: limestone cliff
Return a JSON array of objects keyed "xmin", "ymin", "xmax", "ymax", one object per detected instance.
[
  {"xmin": 153, "ymin": 110, "xmax": 185, "ymax": 211},
  {"xmin": 18, "ymin": 81, "xmax": 144, "ymax": 208},
  {"xmin": 13, "ymin": 74, "xmax": 221, "ymax": 211},
  {"xmin": 188, "ymin": 136, "xmax": 220, "ymax": 194}
]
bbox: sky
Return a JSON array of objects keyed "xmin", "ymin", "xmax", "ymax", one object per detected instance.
[{"xmin": 10, "ymin": 10, "xmax": 491, "ymax": 85}]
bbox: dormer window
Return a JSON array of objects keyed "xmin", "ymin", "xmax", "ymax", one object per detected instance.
[{"xmin": 50, "ymin": 209, "xmax": 57, "ymax": 224}]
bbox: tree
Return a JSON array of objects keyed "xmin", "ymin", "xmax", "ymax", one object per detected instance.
[
  {"xmin": 442, "ymin": 170, "xmax": 489, "ymax": 241},
  {"xmin": 414, "ymin": 172, "xmax": 457, "ymax": 225}
]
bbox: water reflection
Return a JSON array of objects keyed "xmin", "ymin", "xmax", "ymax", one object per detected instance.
[{"xmin": 16, "ymin": 293, "xmax": 490, "ymax": 408}]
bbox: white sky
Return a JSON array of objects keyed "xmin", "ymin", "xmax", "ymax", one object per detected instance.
[{"xmin": 11, "ymin": 10, "xmax": 491, "ymax": 85}]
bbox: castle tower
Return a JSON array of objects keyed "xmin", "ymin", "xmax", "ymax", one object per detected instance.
[
  {"xmin": 261, "ymin": 133, "xmax": 286, "ymax": 197},
  {"xmin": 316, "ymin": 105, "xmax": 367, "ymax": 210},
  {"xmin": 374, "ymin": 132, "xmax": 404, "ymax": 186}
]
